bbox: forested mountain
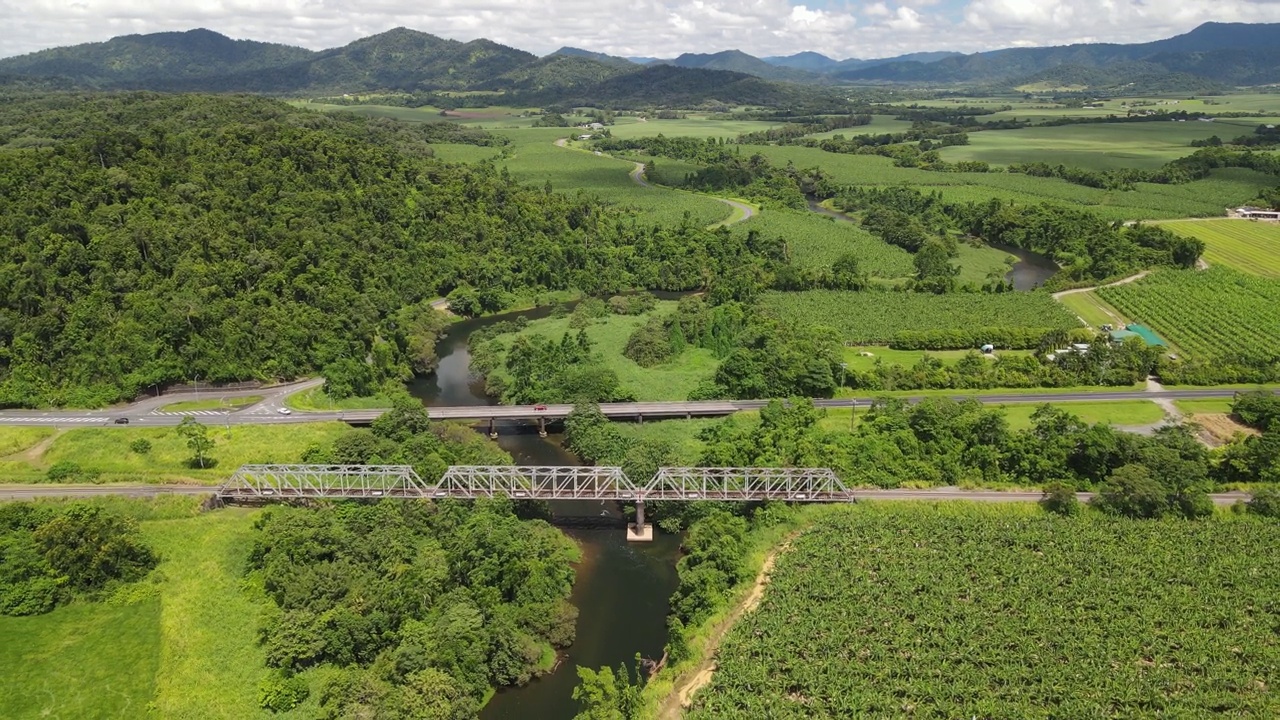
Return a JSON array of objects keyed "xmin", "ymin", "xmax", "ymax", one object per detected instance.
[
  {"xmin": 1011, "ymin": 64, "xmax": 1232, "ymax": 94},
  {"xmin": 667, "ymin": 50, "xmax": 820, "ymax": 83},
  {"xmin": 548, "ymin": 47, "xmax": 636, "ymax": 68},
  {"xmin": 0, "ymin": 28, "xmax": 314, "ymax": 86},
  {"xmin": 480, "ymin": 54, "xmax": 632, "ymax": 96},
  {"xmin": 763, "ymin": 52, "xmax": 837, "ymax": 73},
  {"xmin": 558, "ymin": 65, "xmax": 811, "ymax": 107},
  {"xmin": 0, "ymin": 94, "xmax": 785, "ymax": 407},
  {"xmin": 841, "ymin": 22, "xmax": 1280, "ymax": 85}
]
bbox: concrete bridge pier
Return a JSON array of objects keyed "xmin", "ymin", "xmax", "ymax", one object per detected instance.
[
  {"xmin": 488, "ymin": 418, "xmax": 497, "ymax": 440},
  {"xmin": 627, "ymin": 499, "xmax": 653, "ymax": 542},
  {"xmin": 538, "ymin": 417, "xmax": 547, "ymax": 438}
]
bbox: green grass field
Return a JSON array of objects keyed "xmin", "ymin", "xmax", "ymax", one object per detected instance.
[
  {"xmin": 1055, "ymin": 289, "xmax": 1130, "ymax": 328},
  {"xmin": 0, "ymin": 422, "xmax": 352, "ymax": 482},
  {"xmin": 999, "ymin": 400, "xmax": 1166, "ymax": 429},
  {"xmin": 497, "ymin": 129, "xmax": 731, "ymax": 227},
  {"xmin": 605, "ymin": 115, "xmax": 782, "ymax": 140},
  {"xmin": 1175, "ymin": 398, "xmax": 1236, "ymax": 415},
  {"xmin": 160, "ymin": 396, "xmax": 262, "ymax": 413},
  {"xmin": 430, "ymin": 142, "xmax": 504, "ymax": 163},
  {"xmin": 488, "ymin": 301, "xmax": 718, "ymax": 401},
  {"xmin": 286, "ymin": 387, "xmax": 400, "ymax": 411},
  {"xmin": 1160, "ymin": 219, "xmax": 1280, "ymax": 277},
  {"xmin": 732, "ymin": 208, "xmax": 914, "ymax": 277},
  {"xmin": 0, "ymin": 507, "xmax": 291, "ymax": 720},
  {"xmin": 0, "ymin": 426, "xmax": 55, "ymax": 457},
  {"xmin": 840, "ymin": 346, "xmax": 1034, "ymax": 371},
  {"xmin": 940, "ymin": 121, "xmax": 1248, "ymax": 170}
]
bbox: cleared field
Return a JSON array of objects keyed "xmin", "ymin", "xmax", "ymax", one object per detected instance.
[
  {"xmin": 0, "ymin": 422, "xmax": 352, "ymax": 482},
  {"xmin": 760, "ymin": 290, "xmax": 1081, "ymax": 344},
  {"xmin": 1160, "ymin": 219, "xmax": 1280, "ymax": 277},
  {"xmin": 1098, "ymin": 266, "xmax": 1280, "ymax": 359},
  {"xmin": 940, "ymin": 121, "xmax": 1238, "ymax": 170},
  {"xmin": 606, "ymin": 115, "xmax": 782, "ymax": 139},
  {"xmin": 689, "ymin": 505, "xmax": 1280, "ymax": 718},
  {"xmin": 486, "ymin": 301, "xmax": 718, "ymax": 401},
  {"xmin": 1055, "ymin": 289, "xmax": 1130, "ymax": 328}
]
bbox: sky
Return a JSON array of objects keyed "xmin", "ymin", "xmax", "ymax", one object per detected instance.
[{"xmin": 2, "ymin": 0, "xmax": 1280, "ymax": 61}]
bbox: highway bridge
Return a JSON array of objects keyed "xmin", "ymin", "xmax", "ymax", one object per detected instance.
[{"xmin": 0, "ymin": 387, "xmax": 1272, "ymax": 428}]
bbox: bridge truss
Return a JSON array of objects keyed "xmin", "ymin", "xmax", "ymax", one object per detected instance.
[{"xmin": 217, "ymin": 465, "xmax": 851, "ymax": 528}]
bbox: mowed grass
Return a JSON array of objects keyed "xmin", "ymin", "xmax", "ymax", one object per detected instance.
[
  {"xmin": 1160, "ymin": 219, "xmax": 1280, "ymax": 277},
  {"xmin": 0, "ymin": 426, "xmax": 55, "ymax": 457},
  {"xmin": 1175, "ymin": 398, "xmax": 1236, "ymax": 415},
  {"xmin": 0, "ymin": 422, "xmax": 352, "ymax": 482},
  {"xmin": 1056, "ymin": 289, "xmax": 1130, "ymax": 328},
  {"xmin": 0, "ymin": 597, "xmax": 162, "ymax": 719},
  {"xmin": 940, "ymin": 121, "xmax": 1241, "ymax": 170},
  {"xmin": 490, "ymin": 302, "xmax": 718, "ymax": 401},
  {"xmin": 160, "ymin": 396, "xmax": 262, "ymax": 413}
]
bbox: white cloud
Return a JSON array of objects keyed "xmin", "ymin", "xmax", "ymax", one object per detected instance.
[{"xmin": 0, "ymin": 0, "xmax": 1279, "ymax": 62}]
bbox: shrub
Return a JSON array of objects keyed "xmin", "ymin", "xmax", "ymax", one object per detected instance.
[
  {"xmin": 1247, "ymin": 486, "xmax": 1280, "ymax": 518},
  {"xmin": 129, "ymin": 438, "xmax": 152, "ymax": 454},
  {"xmin": 258, "ymin": 672, "xmax": 310, "ymax": 713},
  {"xmin": 1039, "ymin": 482, "xmax": 1080, "ymax": 516}
]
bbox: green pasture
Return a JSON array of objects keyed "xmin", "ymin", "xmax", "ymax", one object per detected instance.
[
  {"xmin": 487, "ymin": 301, "xmax": 718, "ymax": 401},
  {"xmin": 0, "ymin": 422, "xmax": 352, "ymax": 482},
  {"xmin": 940, "ymin": 121, "xmax": 1238, "ymax": 170},
  {"xmin": 1175, "ymin": 398, "xmax": 1236, "ymax": 415},
  {"xmin": 1160, "ymin": 219, "xmax": 1280, "ymax": 277},
  {"xmin": 802, "ymin": 114, "xmax": 917, "ymax": 139}
]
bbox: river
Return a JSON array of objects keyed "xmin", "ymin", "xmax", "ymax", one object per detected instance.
[
  {"xmin": 805, "ymin": 199, "xmax": 1059, "ymax": 290},
  {"xmin": 408, "ymin": 307, "xmax": 681, "ymax": 720}
]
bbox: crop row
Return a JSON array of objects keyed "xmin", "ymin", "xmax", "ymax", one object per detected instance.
[
  {"xmin": 1098, "ymin": 267, "xmax": 1280, "ymax": 358},
  {"xmin": 759, "ymin": 290, "xmax": 1081, "ymax": 344},
  {"xmin": 688, "ymin": 505, "xmax": 1280, "ymax": 719},
  {"xmin": 733, "ymin": 209, "xmax": 915, "ymax": 277}
]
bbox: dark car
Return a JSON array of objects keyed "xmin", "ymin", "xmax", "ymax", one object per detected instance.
[{"xmin": 114, "ymin": 417, "xmax": 129, "ymax": 424}]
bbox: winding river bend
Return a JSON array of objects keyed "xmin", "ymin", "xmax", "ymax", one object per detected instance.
[
  {"xmin": 409, "ymin": 308, "xmax": 681, "ymax": 720},
  {"xmin": 805, "ymin": 199, "xmax": 1058, "ymax": 290}
]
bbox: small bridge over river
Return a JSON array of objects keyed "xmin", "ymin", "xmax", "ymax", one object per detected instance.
[{"xmin": 217, "ymin": 464, "xmax": 849, "ymax": 540}]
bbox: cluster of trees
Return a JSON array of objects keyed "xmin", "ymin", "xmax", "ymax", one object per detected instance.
[
  {"xmin": 1008, "ymin": 147, "xmax": 1280, "ymax": 190},
  {"xmin": 733, "ymin": 113, "xmax": 872, "ymax": 144},
  {"xmin": 0, "ymin": 94, "xmax": 793, "ymax": 408},
  {"xmin": 623, "ymin": 297, "xmax": 747, "ymax": 368},
  {"xmin": 250, "ymin": 496, "xmax": 579, "ymax": 716},
  {"xmin": 1193, "ymin": 123, "xmax": 1280, "ymax": 149},
  {"xmin": 0, "ymin": 502, "xmax": 156, "ymax": 615},
  {"xmin": 1216, "ymin": 392, "xmax": 1280, "ymax": 487}
]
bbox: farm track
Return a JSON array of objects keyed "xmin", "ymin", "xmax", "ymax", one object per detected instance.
[{"xmin": 1052, "ymin": 271, "xmax": 1149, "ymax": 327}]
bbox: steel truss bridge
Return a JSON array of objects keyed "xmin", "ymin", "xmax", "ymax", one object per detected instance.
[{"xmin": 218, "ymin": 464, "xmax": 851, "ymax": 533}]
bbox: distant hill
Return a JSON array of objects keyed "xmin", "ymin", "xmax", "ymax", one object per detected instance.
[
  {"xmin": 841, "ymin": 22, "xmax": 1280, "ymax": 85},
  {"xmin": 562, "ymin": 64, "xmax": 812, "ymax": 107},
  {"xmin": 0, "ymin": 28, "xmax": 314, "ymax": 86},
  {"xmin": 668, "ymin": 50, "xmax": 820, "ymax": 83},
  {"xmin": 484, "ymin": 54, "xmax": 632, "ymax": 97},
  {"xmin": 548, "ymin": 47, "xmax": 635, "ymax": 68},
  {"xmin": 1011, "ymin": 63, "xmax": 1233, "ymax": 95},
  {"xmin": 763, "ymin": 51, "xmax": 837, "ymax": 73}
]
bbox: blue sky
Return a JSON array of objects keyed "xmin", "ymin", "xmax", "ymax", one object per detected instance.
[{"xmin": 3, "ymin": 0, "xmax": 1280, "ymax": 60}]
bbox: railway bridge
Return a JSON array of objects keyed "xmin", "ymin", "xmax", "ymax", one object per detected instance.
[{"xmin": 217, "ymin": 464, "xmax": 849, "ymax": 540}]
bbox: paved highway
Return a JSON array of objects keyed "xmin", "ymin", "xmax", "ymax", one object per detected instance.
[
  {"xmin": 0, "ymin": 483, "xmax": 1251, "ymax": 506},
  {"xmin": 0, "ymin": 385, "xmax": 1271, "ymax": 427}
]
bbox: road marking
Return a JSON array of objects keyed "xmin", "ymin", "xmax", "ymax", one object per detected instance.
[
  {"xmin": 150, "ymin": 410, "xmax": 229, "ymax": 416},
  {"xmin": 0, "ymin": 417, "xmax": 104, "ymax": 423}
]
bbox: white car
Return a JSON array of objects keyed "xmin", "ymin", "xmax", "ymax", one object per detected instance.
[{"xmin": 277, "ymin": 408, "xmax": 292, "ymax": 415}]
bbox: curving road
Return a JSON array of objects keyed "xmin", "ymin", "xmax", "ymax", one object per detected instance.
[{"xmin": 628, "ymin": 161, "xmax": 754, "ymax": 226}]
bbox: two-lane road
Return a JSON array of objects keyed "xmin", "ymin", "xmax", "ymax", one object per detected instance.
[{"xmin": 0, "ymin": 387, "xmax": 1273, "ymax": 427}]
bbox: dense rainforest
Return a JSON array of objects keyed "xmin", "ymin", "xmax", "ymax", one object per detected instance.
[{"xmin": 0, "ymin": 93, "xmax": 783, "ymax": 407}]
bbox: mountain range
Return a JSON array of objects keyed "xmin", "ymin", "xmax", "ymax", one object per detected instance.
[{"xmin": 1, "ymin": 22, "xmax": 1279, "ymax": 105}]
